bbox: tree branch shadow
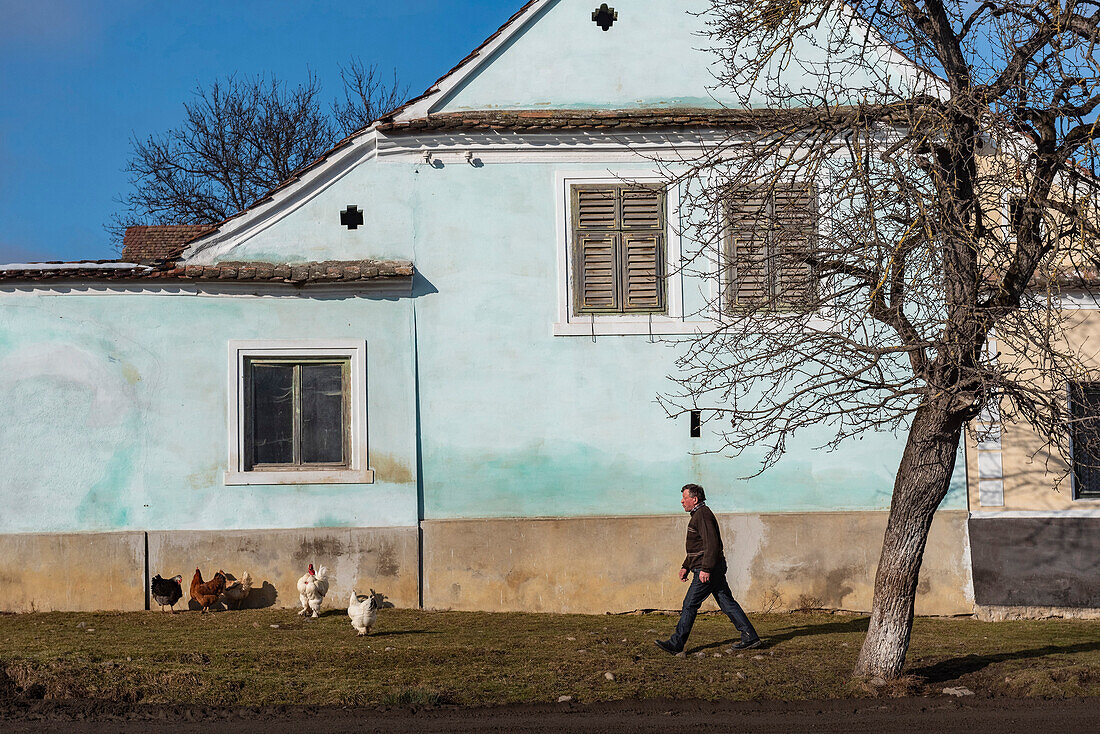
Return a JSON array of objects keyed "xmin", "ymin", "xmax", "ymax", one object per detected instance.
[{"xmin": 909, "ymin": 640, "xmax": 1100, "ymax": 683}]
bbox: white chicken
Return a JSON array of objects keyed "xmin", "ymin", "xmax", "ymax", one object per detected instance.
[
  {"xmin": 347, "ymin": 588, "xmax": 377, "ymax": 636},
  {"xmin": 296, "ymin": 563, "xmax": 329, "ymax": 618}
]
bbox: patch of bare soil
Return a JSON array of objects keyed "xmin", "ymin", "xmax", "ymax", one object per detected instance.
[{"xmin": 3, "ymin": 695, "xmax": 1100, "ymax": 733}]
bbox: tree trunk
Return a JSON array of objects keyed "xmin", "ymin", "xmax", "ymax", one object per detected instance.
[{"xmin": 854, "ymin": 403, "xmax": 964, "ymax": 679}]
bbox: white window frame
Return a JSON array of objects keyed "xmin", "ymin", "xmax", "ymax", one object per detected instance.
[
  {"xmin": 554, "ymin": 169, "xmax": 710, "ymax": 336},
  {"xmin": 226, "ymin": 339, "xmax": 373, "ymax": 485}
]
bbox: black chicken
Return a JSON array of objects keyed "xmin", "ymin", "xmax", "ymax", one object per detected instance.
[{"xmin": 151, "ymin": 574, "xmax": 184, "ymax": 613}]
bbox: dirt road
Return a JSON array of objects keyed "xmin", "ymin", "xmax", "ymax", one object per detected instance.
[{"xmin": 3, "ymin": 696, "xmax": 1100, "ymax": 733}]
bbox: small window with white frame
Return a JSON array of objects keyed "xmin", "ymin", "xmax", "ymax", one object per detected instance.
[{"xmin": 226, "ymin": 340, "xmax": 372, "ymax": 485}]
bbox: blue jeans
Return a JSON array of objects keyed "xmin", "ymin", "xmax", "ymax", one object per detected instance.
[{"xmin": 668, "ymin": 569, "xmax": 758, "ymax": 651}]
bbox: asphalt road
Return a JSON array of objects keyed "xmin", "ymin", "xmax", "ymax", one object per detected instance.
[{"xmin": 4, "ymin": 696, "xmax": 1100, "ymax": 733}]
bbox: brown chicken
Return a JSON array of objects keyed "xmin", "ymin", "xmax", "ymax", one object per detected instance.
[{"xmin": 190, "ymin": 568, "xmax": 227, "ymax": 613}]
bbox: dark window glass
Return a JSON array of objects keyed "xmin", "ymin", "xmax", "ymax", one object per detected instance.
[
  {"xmin": 251, "ymin": 363, "xmax": 294, "ymax": 465},
  {"xmin": 1071, "ymin": 383, "xmax": 1100, "ymax": 499},
  {"xmin": 246, "ymin": 359, "xmax": 349, "ymax": 469},
  {"xmin": 301, "ymin": 364, "xmax": 345, "ymax": 464}
]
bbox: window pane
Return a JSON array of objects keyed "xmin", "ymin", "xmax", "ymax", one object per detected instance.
[
  {"xmin": 251, "ymin": 363, "xmax": 294, "ymax": 465},
  {"xmin": 1072, "ymin": 383, "xmax": 1100, "ymax": 497},
  {"xmin": 301, "ymin": 364, "xmax": 345, "ymax": 464}
]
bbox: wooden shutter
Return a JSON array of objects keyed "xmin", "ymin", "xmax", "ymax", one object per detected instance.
[
  {"xmin": 620, "ymin": 186, "xmax": 664, "ymax": 230},
  {"xmin": 575, "ymin": 232, "xmax": 620, "ymax": 312},
  {"xmin": 622, "ymin": 232, "xmax": 664, "ymax": 311},
  {"xmin": 572, "ymin": 184, "xmax": 666, "ymax": 314},
  {"xmin": 773, "ymin": 184, "xmax": 817, "ymax": 308},
  {"xmin": 726, "ymin": 193, "xmax": 771, "ymax": 308},
  {"xmin": 574, "ymin": 186, "xmax": 619, "ymax": 230},
  {"xmin": 726, "ymin": 184, "xmax": 817, "ymax": 310}
]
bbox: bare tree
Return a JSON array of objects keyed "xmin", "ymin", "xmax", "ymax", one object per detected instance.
[
  {"xmin": 661, "ymin": 0, "xmax": 1100, "ymax": 679},
  {"xmin": 332, "ymin": 58, "xmax": 408, "ymax": 136},
  {"xmin": 111, "ymin": 63, "xmax": 405, "ymax": 243}
]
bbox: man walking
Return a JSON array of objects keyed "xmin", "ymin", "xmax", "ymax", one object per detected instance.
[{"xmin": 656, "ymin": 483, "xmax": 762, "ymax": 654}]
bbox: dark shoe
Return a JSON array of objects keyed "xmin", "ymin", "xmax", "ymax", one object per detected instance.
[
  {"xmin": 654, "ymin": 639, "xmax": 682, "ymax": 655},
  {"xmin": 732, "ymin": 637, "xmax": 763, "ymax": 650}
]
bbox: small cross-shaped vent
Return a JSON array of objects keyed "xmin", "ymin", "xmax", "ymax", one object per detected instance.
[
  {"xmin": 340, "ymin": 205, "xmax": 364, "ymax": 230},
  {"xmin": 592, "ymin": 3, "xmax": 617, "ymax": 31}
]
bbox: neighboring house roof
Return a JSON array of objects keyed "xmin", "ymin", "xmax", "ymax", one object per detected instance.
[
  {"xmin": 120, "ymin": 225, "xmax": 215, "ymax": 263},
  {"xmin": 0, "ymin": 259, "xmax": 414, "ymax": 285}
]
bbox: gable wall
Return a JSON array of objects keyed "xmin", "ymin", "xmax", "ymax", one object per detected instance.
[{"xmin": 431, "ymin": 0, "xmax": 915, "ymax": 113}]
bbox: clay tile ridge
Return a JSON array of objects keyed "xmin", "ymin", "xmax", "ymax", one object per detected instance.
[
  {"xmin": 0, "ymin": 259, "xmax": 415, "ymax": 286},
  {"xmin": 378, "ymin": 108, "xmax": 790, "ymax": 133}
]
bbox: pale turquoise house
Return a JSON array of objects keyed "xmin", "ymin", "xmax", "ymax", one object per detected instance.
[{"xmin": 0, "ymin": 0, "xmax": 975, "ymax": 615}]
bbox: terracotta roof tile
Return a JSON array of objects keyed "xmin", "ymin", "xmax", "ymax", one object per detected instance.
[
  {"xmin": 120, "ymin": 225, "xmax": 215, "ymax": 263},
  {"xmin": 0, "ymin": 259, "xmax": 414, "ymax": 286},
  {"xmin": 376, "ymin": 107, "xmax": 913, "ymax": 134}
]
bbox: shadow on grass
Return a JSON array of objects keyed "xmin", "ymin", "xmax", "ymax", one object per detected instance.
[
  {"xmin": 686, "ymin": 616, "xmax": 869, "ymax": 654},
  {"xmin": 910, "ymin": 640, "xmax": 1100, "ymax": 683}
]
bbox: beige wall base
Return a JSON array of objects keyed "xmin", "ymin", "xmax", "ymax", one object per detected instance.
[
  {"xmin": 422, "ymin": 510, "xmax": 973, "ymax": 616},
  {"xmin": 977, "ymin": 605, "xmax": 1100, "ymax": 621},
  {"xmin": 148, "ymin": 526, "xmax": 420, "ymax": 612},
  {"xmin": 0, "ymin": 531, "xmax": 145, "ymax": 612},
  {"xmin": 0, "ymin": 526, "xmax": 418, "ymax": 613}
]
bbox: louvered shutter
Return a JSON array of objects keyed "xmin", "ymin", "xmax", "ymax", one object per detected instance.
[
  {"xmin": 622, "ymin": 233, "xmax": 664, "ymax": 310},
  {"xmin": 773, "ymin": 184, "xmax": 817, "ymax": 308},
  {"xmin": 575, "ymin": 232, "xmax": 620, "ymax": 312},
  {"xmin": 572, "ymin": 184, "xmax": 666, "ymax": 314},
  {"xmin": 575, "ymin": 187, "xmax": 619, "ymax": 230},
  {"xmin": 726, "ymin": 184, "xmax": 817, "ymax": 310},
  {"xmin": 726, "ymin": 193, "xmax": 771, "ymax": 308},
  {"xmin": 620, "ymin": 186, "xmax": 664, "ymax": 230}
]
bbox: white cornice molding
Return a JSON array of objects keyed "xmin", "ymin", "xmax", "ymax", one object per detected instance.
[{"xmin": 375, "ymin": 128, "xmax": 751, "ymax": 164}]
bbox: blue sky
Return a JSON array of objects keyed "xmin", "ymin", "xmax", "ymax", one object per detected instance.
[{"xmin": 0, "ymin": 0, "xmax": 519, "ymax": 262}]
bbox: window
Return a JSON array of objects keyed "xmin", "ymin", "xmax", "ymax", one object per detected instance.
[
  {"xmin": 724, "ymin": 183, "xmax": 817, "ymax": 310},
  {"xmin": 226, "ymin": 340, "xmax": 371, "ymax": 485},
  {"xmin": 245, "ymin": 359, "xmax": 349, "ymax": 470},
  {"xmin": 571, "ymin": 183, "xmax": 666, "ymax": 315},
  {"xmin": 1069, "ymin": 382, "xmax": 1100, "ymax": 499}
]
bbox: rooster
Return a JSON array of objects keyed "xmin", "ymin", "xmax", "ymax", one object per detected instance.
[
  {"xmin": 150, "ymin": 574, "xmax": 183, "ymax": 613},
  {"xmin": 347, "ymin": 588, "xmax": 377, "ymax": 636},
  {"xmin": 190, "ymin": 568, "xmax": 227, "ymax": 613},
  {"xmin": 296, "ymin": 563, "xmax": 329, "ymax": 618},
  {"xmin": 220, "ymin": 571, "xmax": 253, "ymax": 610}
]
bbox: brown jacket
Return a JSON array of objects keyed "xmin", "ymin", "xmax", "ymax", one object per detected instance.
[{"xmin": 681, "ymin": 503, "xmax": 726, "ymax": 573}]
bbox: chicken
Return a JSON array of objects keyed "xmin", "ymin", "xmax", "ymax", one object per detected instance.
[
  {"xmin": 190, "ymin": 568, "xmax": 227, "ymax": 613},
  {"xmin": 220, "ymin": 571, "xmax": 253, "ymax": 610},
  {"xmin": 347, "ymin": 588, "xmax": 377, "ymax": 636},
  {"xmin": 296, "ymin": 563, "xmax": 329, "ymax": 618},
  {"xmin": 150, "ymin": 574, "xmax": 183, "ymax": 613}
]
